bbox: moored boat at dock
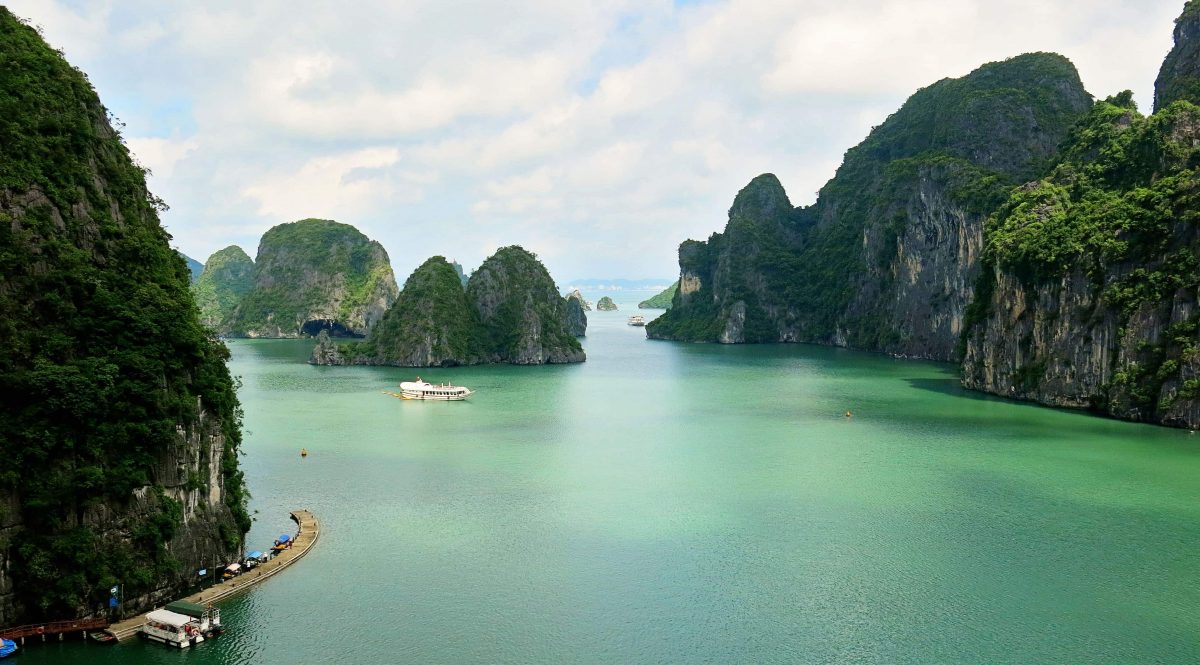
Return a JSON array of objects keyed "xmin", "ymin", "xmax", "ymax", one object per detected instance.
[{"xmin": 140, "ymin": 607, "xmax": 214, "ymax": 648}]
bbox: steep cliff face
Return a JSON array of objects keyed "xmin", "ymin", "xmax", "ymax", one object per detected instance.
[
  {"xmin": 1155, "ymin": 0, "xmax": 1200, "ymax": 111},
  {"xmin": 467, "ymin": 246, "xmax": 585, "ymax": 364},
  {"xmin": 565, "ymin": 290, "xmax": 588, "ymax": 336},
  {"xmin": 962, "ymin": 94, "xmax": 1200, "ymax": 428},
  {"xmin": 346, "ymin": 256, "xmax": 479, "ymax": 366},
  {"xmin": 193, "ymin": 245, "xmax": 254, "ymax": 329},
  {"xmin": 227, "ymin": 219, "xmax": 399, "ymax": 338},
  {"xmin": 180, "ymin": 252, "xmax": 204, "ymax": 283},
  {"xmin": 312, "ymin": 247, "xmax": 584, "ymax": 366},
  {"xmin": 0, "ymin": 9, "xmax": 247, "ymax": 623},
  {"xmin": 649, "ymin": 53, "xmax": 1092, "ymax": 360}
]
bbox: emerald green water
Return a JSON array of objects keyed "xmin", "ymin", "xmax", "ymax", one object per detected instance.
[{"xmin": 43, "ymin": 296, "xmax": 1200, "ymax": 664}]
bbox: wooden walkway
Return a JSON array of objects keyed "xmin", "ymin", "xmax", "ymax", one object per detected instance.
[
  {"xmin": 0, "ymin": 617, "xmax": 108, "ymax": 644},
  {"xmin": 109, "ymin": 510, "xmax": 320, "ymax": 641}
]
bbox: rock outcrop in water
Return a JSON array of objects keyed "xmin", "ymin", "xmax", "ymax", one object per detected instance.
[
  {"xmin": 648, "ymin": 53, "xmax": 1093, "ymax": 360},
  {"xmin": 596, "ymin": 296, "xmax": 618, "ymax": 311},
  {"xmin": 193, "ymin": 245, "xmax": 254, "ymax": 329},
  {"xmin": 0, "ymin": 9, "xmax": 247, "ymax": 624},
  {"xmin": 311, "ymin": 247, "xmax": 584, "ymax": 366},
  {"xmin": 226, "ymin": 219, "xmax": 399, "ymax": 338},
  {"xmin": 565, "ymin": 289, "xmax": 588, "ymax": 336},
  {"xmin": 962, "ymin": 5, "xmax": 1200, "ymax": 428}
]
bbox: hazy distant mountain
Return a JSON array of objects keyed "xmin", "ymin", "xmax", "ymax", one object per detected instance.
[{"xmin": 563, "ymin": 278, "xmax": 674, "ymax": 291}]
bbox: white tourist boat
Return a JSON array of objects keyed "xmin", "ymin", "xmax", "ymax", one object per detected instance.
[
  {"xmin": 395, "ymin": 377, "xmax": 473, "ymax": 401},
  {"xmin": 627, "ymin": 315, "xmax": 646, "ymax": 326},
  {"xmin": 141, "ymin": 609, "xmax": 208, "ymax": 648}
]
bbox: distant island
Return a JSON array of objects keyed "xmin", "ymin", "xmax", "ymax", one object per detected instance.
[
  {"xmin": 212, "ymin": 218, "xmax": 400, "ymax": 338},
  {"xmin": 596, "ymin": 296, "xmax": 618, "ymax": 311},
  {"xmin": 311, "ymin": 246, "xmax": 585, "ymax": 366},
  {"xmin": 638, "ymin": 281, "xmax": 678, "ymax": 309}
]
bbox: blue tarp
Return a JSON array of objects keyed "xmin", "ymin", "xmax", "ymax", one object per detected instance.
[
  {"xmin": 278, "ymin": 534, "xmax": 291, "ymax": 543},
  {"xmin": 248, "ymin": 550, "xmax": 263, "ymax": 558},
  {"xmin": 0, "ymin": 638, "xmax": 17, "ymax": 658}
]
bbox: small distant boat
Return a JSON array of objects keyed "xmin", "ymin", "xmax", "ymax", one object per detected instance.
[
  {"xmin": 390, "ymin": 377, "xmax": 473, "ymax": 401},
  {"xmin": 627, "ymin": 315, "xmax": 645, "ymax": 327},
  {"xmin": 88, "ymin": 630, "xmax": 118, "ymax": 645}
]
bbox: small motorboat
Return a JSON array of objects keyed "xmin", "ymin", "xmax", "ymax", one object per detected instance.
[
  {"xmin": 89, "ymin": 630, "xmax": 119, "ymax": 645},
  {"xmin": 627, "ymin": 315, "xmax": 646, "ymax": 326},
  {"xmin": 0, "ymin": 638, "xmax": 17, "ymax": 657}
]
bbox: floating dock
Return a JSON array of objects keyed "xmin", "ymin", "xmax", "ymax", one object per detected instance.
[{"xmin": 108, "ymin": 510, "xmax": 320, "ymax": 641}]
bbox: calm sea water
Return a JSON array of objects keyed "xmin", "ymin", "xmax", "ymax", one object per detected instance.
[{"xmin": 41, "ymin": 292, "xmax": 1200, "ymax": 664}]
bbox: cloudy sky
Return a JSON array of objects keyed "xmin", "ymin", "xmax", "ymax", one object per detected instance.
[{"xmin": 9, "ymin": 0, "xmax": 1186, "ymax": 282}]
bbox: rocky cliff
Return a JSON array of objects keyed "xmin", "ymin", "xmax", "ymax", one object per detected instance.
[
  {"xmin": 565, "ymin": 289, "xmax": 588, "ymax": 336},
  {"xmin": 467, "ymin": 246, "xmax": 585, "ymax": 364},
  {"xmin": 648, "ymin": 53, "xmax": 1093, "ymax": 360},
  {"xmin": 962, "ymin": 87, "xmax": 1200, "ymax": 427},
  {"xmin": 0, "ymin": 9, "xmax": 247, "ymax": 624},
  {"xmin": 227, "ymin": 219, "xmax": 399, "ymax": 338},
  {"xmin": 596, "ymin": 296, "xmax": 618, "ymax": 311},
  {"xmin": 193, "ymin": 245, "xmax": 254, "ymax": 329},
  {"xmin": 180, "ymin": 251, "xmax": 204, "ymax": 283},
  {"xmin": 334, "ymin": 256, "xmax": 479, "ymax": 366},
  {"xmin": 1155, "ymin": 1, "xmax": 1200, "ymax": 111},
  {"xmin": 312, "ymin": 247, "xmax": 584, "ymax": 366}
]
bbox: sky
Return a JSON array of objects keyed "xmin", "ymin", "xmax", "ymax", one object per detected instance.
[{"xmin": 8, "ymin": 0, "xmax": 1188, "ymax": 283}]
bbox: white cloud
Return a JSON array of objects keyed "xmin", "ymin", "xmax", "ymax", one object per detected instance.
[
  {"xmin": 241, "ymin": 147, "xmax": 403, "ymax": 222},
  {"xmin": 8, "ymin": 0, "xmax": 1189, "ymax": 278}
]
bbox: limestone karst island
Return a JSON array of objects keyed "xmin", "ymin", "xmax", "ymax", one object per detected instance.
[{"xmin": 4, "ymin": 2, "xmax": 1200, "ymax": 663}]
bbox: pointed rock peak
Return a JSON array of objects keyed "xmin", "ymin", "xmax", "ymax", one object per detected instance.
[
  {"xmin": 1155, "ymin": 0, "xmax": 1200, "ymax": 111},
  {"xmin": 728, "ymin": 174, "xmax": 792, "ymax": 221}
]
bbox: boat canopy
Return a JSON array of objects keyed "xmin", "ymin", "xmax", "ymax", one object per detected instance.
[
  {"xmin": 146, "ymin": 609, "xmax": 193, "ymax": 628},
  {"xmin": 225, "ymin": 563, "xmax": 242, "ymax": 572},
  {"xmin": 247, "ymin": 550, "xmax": 264, "ymax": 559},
  {"xmin": 164, "ymin": 600, "xmax": 207, "ymax": 618},
  {"xmin": 278, "ymin": 534, "xmax": 291, "ymax": 543}
]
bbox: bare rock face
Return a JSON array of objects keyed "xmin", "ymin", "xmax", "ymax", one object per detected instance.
[
  {"xmin": 565, "ymin": 290, "xmax": 588, "ymax": 336},
  {"xmin": 961, "ymin": 94, "xmax": 1200, "ymax": 429},
  {"xmin": 226, "ymin": 219, "xmax": 399, "ymax": 338}
]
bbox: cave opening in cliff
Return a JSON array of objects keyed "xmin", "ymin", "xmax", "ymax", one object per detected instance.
[{"xmin": 301, "ymin": 319, "xmax": 361, "ymax": 338}]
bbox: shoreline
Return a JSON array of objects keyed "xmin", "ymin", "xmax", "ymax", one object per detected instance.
[{"xmin": 108, "ymin": 510, "xmax": 320, "ymax": 641}]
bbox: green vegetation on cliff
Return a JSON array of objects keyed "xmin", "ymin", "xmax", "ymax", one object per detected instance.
[
  {"xmin": 354, "ymin": 256, "xmax": 479, "ymax": 365},
  {"xmin": 0, "ymin": 9, "xmax": 247, "ymax": 619},
  {"xmin": 315, "ymin": 247, "xmax": 583, "ymax": 366},
  {"xmin": 468, "ymin": 246, "xmax": 584, "ymax": 363},
  {"xmin": 193, "ymin": 245, "xmax": 254, "ymax": 329},
  {"xmin": 596, "ymin": 296, "xmax": 618, "ymax": 311},
  {"xmin": 179, "ymin": 252, "xmax": 203, "ymax": 283},
  {"xmin": 649, "ymin": 52, "xmax": 1092, "ymax": 355},
  {"xmin": 638, "ymin": 282, "xmax": 678, "ymax": 309},
  {"xmin": 227, "ymin": 218, "xmax": 398, "ymax": 337}
]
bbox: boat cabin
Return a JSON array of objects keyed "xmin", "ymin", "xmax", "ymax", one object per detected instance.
[
  {"xmin": 142, "ymin": 609, "xmax": 206, "ymax": 648},
  {"xmin": 165, "ymin": 600, "xmax": 223, "ymax": 636}
]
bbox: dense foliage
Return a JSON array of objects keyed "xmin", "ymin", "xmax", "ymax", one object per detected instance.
[
  {"xmin": 468, "ymin": 246, "xmax": 583, "ymax": 361},
  {"xmin": 227, "ymin": 218, "xmax": 397, "ymax": 336},
  {"xmin": 192, "ymin": 245, "xmax": 254, "ymax": 329},
  {"xmin": 0, "ymin": 9, "xmax": 247, "ymax": 618},
  {"xmin": 179, "ymin": 252, "xmax": 204, "ymax": 283},
  {"xmin": 975, "ymin": 94, "xmax": 1200, "ymax": 414},
  {"xmin": 649, "ymin": 53, "xmax": 1091, "ymax": 346},
  {"xmin": 354, "ymin": 256, "xmax": 480, "ymax": 364}
]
